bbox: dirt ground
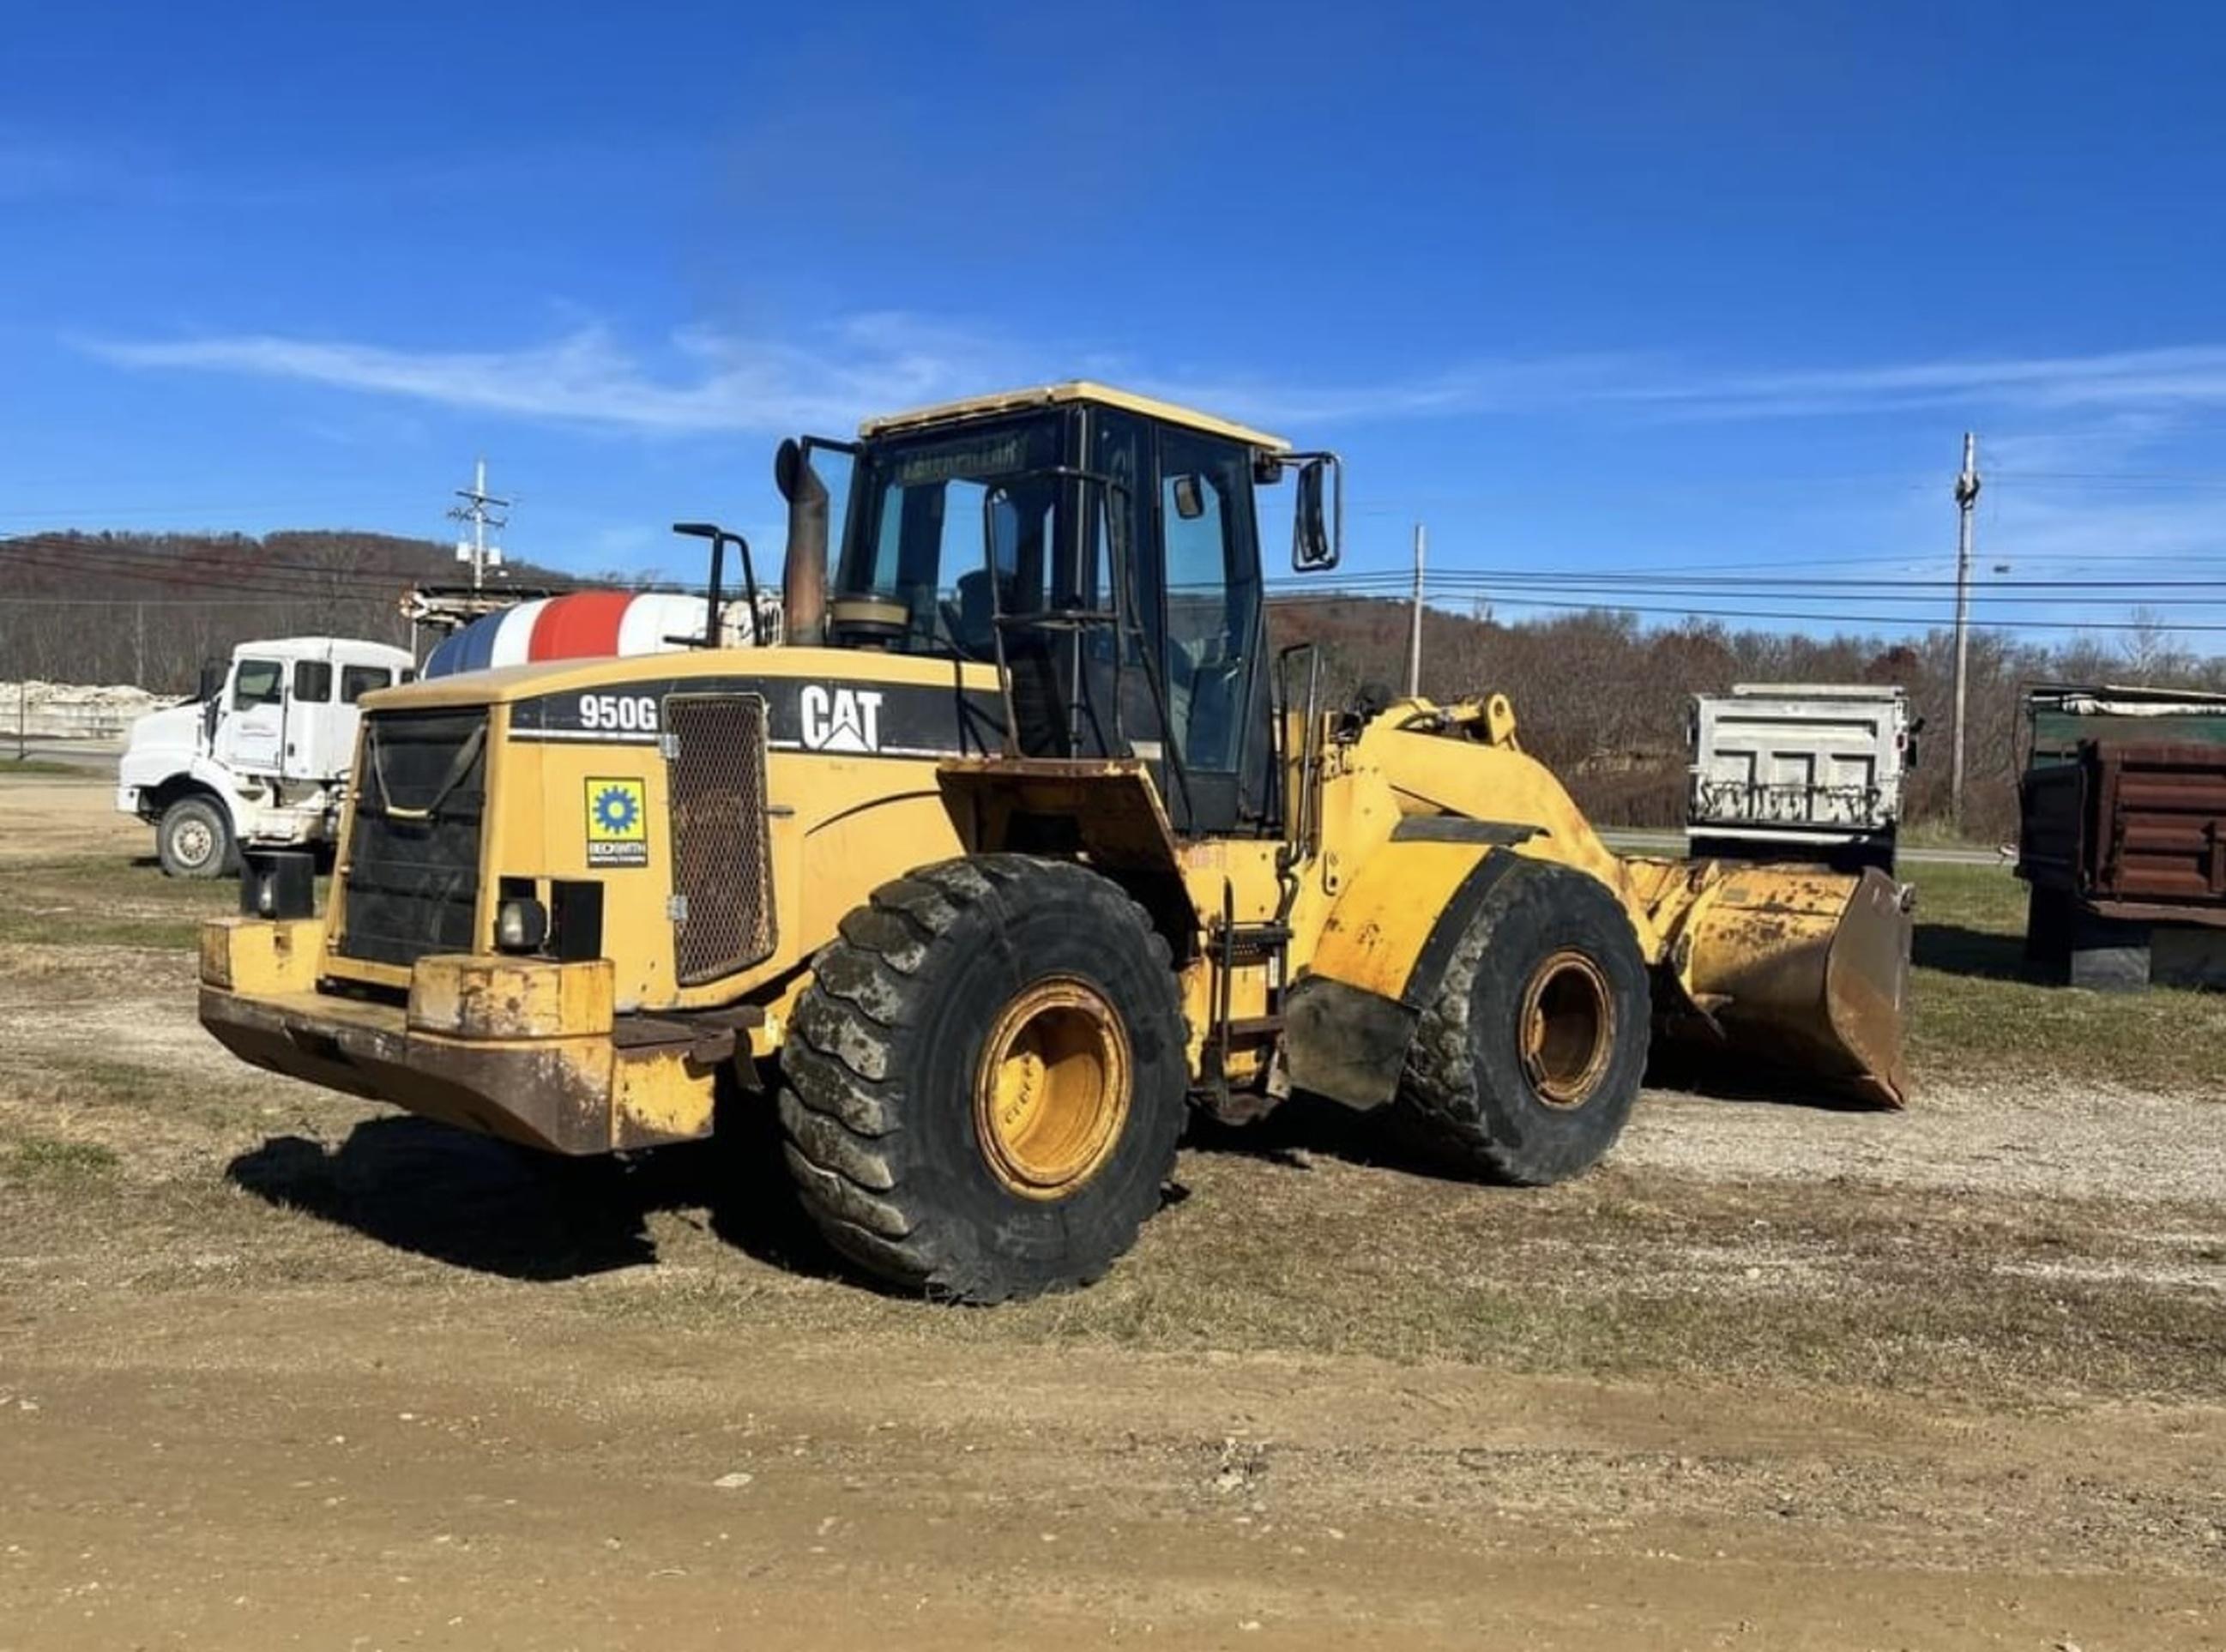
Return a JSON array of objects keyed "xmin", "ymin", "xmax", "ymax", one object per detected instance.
[
  {"xmin": 0, "ymin": 776, "xmax": 146, "ymax": 865},
  {"xmin": 3, "ymin": 775, "xmax": 2223, "ymax": 1649}
]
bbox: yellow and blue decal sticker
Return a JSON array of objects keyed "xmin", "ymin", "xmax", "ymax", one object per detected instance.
[{"xmin": 585, "ymin": 777, "xmax": 648, "ymax": 867}]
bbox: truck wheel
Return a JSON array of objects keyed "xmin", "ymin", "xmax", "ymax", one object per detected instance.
[
  {"xmin": 156, "ymin": 796, "xmax": 235, "ymax": 879},
  {"xmin": 1396, "ymin": 859, "xmax": 1650, "ymax": 1185},
  {"xmin": 777, "ymin": 856, "xmax": 1188, "ymax": 1302}
]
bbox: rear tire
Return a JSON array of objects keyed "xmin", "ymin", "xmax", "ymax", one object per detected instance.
[
  {"xmin": 1396, "ymin": 859, "xmax": 1650, "ymax": 1185},
  {"xmin": 156, "ymin": 795, "xmax": 235, "ymax": 879},
  {"xmin": 777, "ymin": 856, "xmax": 1188, "ymax": 1302}
]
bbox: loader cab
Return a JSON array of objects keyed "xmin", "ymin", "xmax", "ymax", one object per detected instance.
[{"xmin": 799, "ymin": 383, "xmax": 1340, "ymax": 837}]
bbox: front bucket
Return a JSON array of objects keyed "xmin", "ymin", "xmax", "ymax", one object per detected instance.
[{"xmin": 1674, "ymin": 865, "xmax": 1913, "ymax": 1109}]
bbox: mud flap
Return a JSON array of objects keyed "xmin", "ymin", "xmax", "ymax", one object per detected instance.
[
  {"xmin": 1284, "ymin": 845, "xmax": 1524, "ymax": 1110},
  {"xmin": 1669, "ymin": 866, "xmax": 1913, "ymax": 1109}
]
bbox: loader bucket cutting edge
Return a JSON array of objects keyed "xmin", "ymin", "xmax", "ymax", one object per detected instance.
[{"xmin": 1672, "ymin": 866, "xmax": 1913, "ymax": 1110}]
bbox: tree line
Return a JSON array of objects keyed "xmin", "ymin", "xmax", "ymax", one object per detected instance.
[
  {"xmin": 1273, "ymin": 597, "xmax": 2223, "ymax": 842},
  {"xmin": 0, "ymin": 529, "xmax": 590, "ymax": 696},
  {"xmin": 5, "ymin": 528, "xmax": 2216, "ymax": 840}
]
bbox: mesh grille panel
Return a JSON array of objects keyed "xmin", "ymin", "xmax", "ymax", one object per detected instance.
[
  {"xmin": 667, "ymin": 694, "xmax": 776, "ymax": 986},
  {"xmin": 338, "ymin": 708, "xmax": 487, "ymax": 967}
]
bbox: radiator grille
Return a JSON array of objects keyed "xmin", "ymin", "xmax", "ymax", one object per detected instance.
[
  {"xmin": 666, "ymin": 694, "xmax": 776, "ymax": 986},
  {"xmin": 338, "ymin": 708, "xmax": 488, "ymax": 968}
]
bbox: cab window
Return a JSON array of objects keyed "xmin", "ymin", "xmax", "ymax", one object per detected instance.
[
  {"xmin": 232, "ymin": 659, "xmax": 283, "ymax": 709},
  {"xmin": 293, "ymin": 660, "xmax": 332, "ymax": 702},
  {"xmin": 1156, "ymin": 427, "xmax": 1260, "ymax": 778},
  {"xmin": 836, "ymin": 415, "xmax": 1064, "ymax": 657},
  {"xmin": 341, "ymin": 666, "xmax": 392, "ymax": 703}
]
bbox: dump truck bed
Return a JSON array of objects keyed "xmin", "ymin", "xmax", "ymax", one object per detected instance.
[
  {"xmin": 1687, "ymin": 684, "xmax": 1908, "ymax": 855},
  {"xmin": 2020, "ymin": 739, "xmax": 2226, "ymax": 925}
]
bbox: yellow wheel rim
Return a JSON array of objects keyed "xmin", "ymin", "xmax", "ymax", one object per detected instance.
[
  {"xmin": 1519, "ymin": 950, "xmax": 1615, "ymax": 1109},
  {"xmin": 973, "ymin": 977, "xmax": 1131, "ymax": 1200}
]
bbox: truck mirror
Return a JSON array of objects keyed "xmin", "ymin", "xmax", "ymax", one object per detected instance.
[
  {"xmin": 1292, "ymin": 457, "xmax": 1341, "ymax": 572},
  {"xmin": 196, "ymin": 659, "xmax": 225, "ymax": 702},
  {"xmin": 1172, "ymin": 475, "xmax": 1207, "ymax": 521}
]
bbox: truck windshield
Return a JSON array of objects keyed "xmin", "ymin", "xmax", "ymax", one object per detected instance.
[{"xmin": 832, "ymin": 415, "xmax": 1065, "ymax": 659}]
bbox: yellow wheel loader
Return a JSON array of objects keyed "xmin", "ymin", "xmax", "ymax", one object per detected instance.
[{"xmin": 200, "ymin": 383, "xmax": 1912, "ymax": 1302}]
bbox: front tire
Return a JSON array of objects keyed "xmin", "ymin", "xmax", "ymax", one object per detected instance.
[
  {"xmin": 156, "ymin": 795, "xmax": 235, "ymax": 879},
  {"xmin": 1395, "ymin": 859, "xmax": 1650, "ymax": 1185},
  {"xmin": 778, "ymin": 856, "xmax": 1188, "ymax": 1302}
]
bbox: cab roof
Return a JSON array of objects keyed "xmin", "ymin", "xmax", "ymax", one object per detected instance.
[
  {"xmin": 234, "ymin": 636, "xmax": 413, "ymax": 660},
  {"xmin": 859, "ymin": 381, "xmax": 1291, "ymax": 454}
]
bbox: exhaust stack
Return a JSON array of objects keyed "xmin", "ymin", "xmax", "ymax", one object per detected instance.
[{"xmin": 775, "ymin": 438, "xmax": 828, "ymax": 647}]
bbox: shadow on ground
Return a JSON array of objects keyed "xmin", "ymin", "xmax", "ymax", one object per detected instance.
[
  {"xmin": 1913, "ymin": 920, "xmax": 2030, "ymax": 982},
  {"xmin": 227, "ymin": 1091, "xmax": 843, "ymax": 1285},
  {"xmin": 1191, "ymin": 1051, "xmax": 1895, "ymax": 1184}
]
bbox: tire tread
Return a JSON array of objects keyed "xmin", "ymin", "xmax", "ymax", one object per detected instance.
[{"xmin": 777, "ymin": 854, "xmax": 1185, "ymax": 1301}]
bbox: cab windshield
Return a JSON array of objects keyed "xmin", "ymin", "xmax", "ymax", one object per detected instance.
[{"xmin": 831, "ymin": 414, "xmax": 1070, "ymax": 659}]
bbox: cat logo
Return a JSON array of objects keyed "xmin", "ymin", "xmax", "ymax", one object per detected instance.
[{"xmin": 799, "ymin": 684, "xmax": 884, "ymax": 753}]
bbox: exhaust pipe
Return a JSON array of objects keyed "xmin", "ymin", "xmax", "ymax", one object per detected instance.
[{"xmin": 775, "ymin": 438, "xmax": 828, "ymax": 647}]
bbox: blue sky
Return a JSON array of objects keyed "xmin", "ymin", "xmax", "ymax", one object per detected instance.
[{"xmin": 7, "ymin": 0, "xmax": 2226, "ymax": 641}]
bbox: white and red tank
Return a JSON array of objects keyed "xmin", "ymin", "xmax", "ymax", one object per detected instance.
[{"xmin": 422, "ymin": 590, "xmax": 780, "ymax": 679}]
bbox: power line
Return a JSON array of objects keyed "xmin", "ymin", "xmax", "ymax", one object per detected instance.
[
  {"xmin": 1265, "ymin": 588, "xmax": 2226, "ymax": 634},
  {"xmin": 1270, "ymin": 569, "xmax": 2226, "ymax": 597}
]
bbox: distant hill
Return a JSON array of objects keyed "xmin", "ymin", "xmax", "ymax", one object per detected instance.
[{"xmin": 0, "ymin": 528, "xmax": 582, "ymax": 696}]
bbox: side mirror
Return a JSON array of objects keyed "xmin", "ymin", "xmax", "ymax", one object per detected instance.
[
  {"xmin": 1292, "ymin": 455, "xmax": 1342, "ymax": 572},
  {"xmin": 1172, "ymin": 475, "xmax": 1207, "ymax": 522},
  {"xmin": 196, "ymin": 659, "xmax": 225, "ymax": 703}
]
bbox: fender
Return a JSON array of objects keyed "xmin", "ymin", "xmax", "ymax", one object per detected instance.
[{"xmin": 1283, "ymin": 837, "xmax": 1524, "ymax": 1110}]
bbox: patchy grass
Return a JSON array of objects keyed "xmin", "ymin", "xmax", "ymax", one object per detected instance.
[
  {"xmin": 1899, "ymin": 817, "xmax": 2005, "ymax": 853},
  {"xmin": 574, "ymin": 1149, "xmax": 2226, "ymax": 1406},
  {"xmin": 2, "ymin": 1130, "xmax": 121, "ymax": 1181},
  {"xmin": 0, "ymin": 854, "xmax": 244, "ymax": 948},
  {"xmin": 1906, "ymin": 863, "xmax": 2226, "ymax": 1094},
  {"xmin": 12, "ymin": 1100, "xmax": 2220, "ymax": 1407},
  {"xmin": 0, "ymin": 758, "xmax": 88, "ymax": 778}
]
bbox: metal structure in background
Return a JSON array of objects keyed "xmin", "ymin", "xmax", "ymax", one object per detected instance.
[
  {"xmin": 1950, "ymin": 432, "xmax": 1982, "ymax": 826},
  {"xmin": 447, "ymin": 457, "xmax": 510, "ymax": 594},
  {"xmin": 1406, "ymin": 522, "xmax": 1426, "ymax": 697},
  {"xmin": 2018, "ymin": 683, "xmax": 2226, "ymax": 989},
  {"xmin": 1686, "ymin": 683, "xmax": 1912, "ymax": 873}
]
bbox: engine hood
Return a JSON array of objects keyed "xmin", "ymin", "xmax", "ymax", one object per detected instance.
[{"xmin": 123, "ymin": 699, "xmax": 206, "ymax": 758}]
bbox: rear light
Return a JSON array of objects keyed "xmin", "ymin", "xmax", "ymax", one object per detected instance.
[
  {"xmin": 239, "ymin": 850, "xmax": 316, "ymax": 920},
  {"xmin": 495, "ymin": 896, "xmax": 549, "ymax": 954}
]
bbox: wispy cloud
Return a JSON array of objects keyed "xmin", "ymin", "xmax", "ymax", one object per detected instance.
[
  {"xmin": 77, "ymin": 315, "xmax": 2226, "ymax": 437},
  {"xmin": 1617, "ymin": 346, "xmax": 2226, "ymax": 420},
  {"xmin": 82, "ymin": 316, "xmax": 1013, "ymax": 435}
]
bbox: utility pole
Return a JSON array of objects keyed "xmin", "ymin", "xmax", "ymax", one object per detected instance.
[
  {"xmin": 1951, "ymin": 432, "xmax": 1982, "ymax": 829},
  {"xmin": 447, "ymin": 458, "xmax": 510, "ymax": 593},
  {"xmin": 1406, "ymin": 522, "xmax": 1427, "ymax": 698}
]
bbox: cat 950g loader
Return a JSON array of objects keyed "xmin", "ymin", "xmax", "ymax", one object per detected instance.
[{"xmin": 200, "ymin": 383, "xmax": 1912, "ymax": 1301}]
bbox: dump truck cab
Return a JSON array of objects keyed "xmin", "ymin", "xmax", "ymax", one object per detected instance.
[
  {"xmin": 202, "ymin": 383, "xmax": 1913, "ymax": 1304},
  {"xmin": 119, "ymin": 636, "xmax": 415, "ymax": 878}
]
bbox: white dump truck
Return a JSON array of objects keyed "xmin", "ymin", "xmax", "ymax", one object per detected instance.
[
  {"xmin": 1686, "ymin": 683, "xmax": 1915, "ymax": 872},
  {"xmin": 117, "ymin": 636, "xmax": 415, "ymax": 877}
]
